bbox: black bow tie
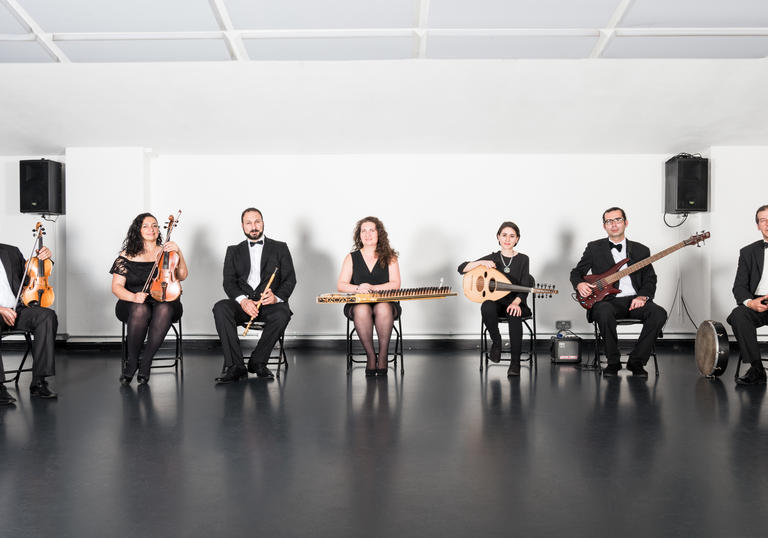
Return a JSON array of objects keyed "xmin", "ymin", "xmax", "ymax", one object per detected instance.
[
  {"xmin": 249, "ymin": 240, "xmax": 263, "ymax": 247},
  {"xmin": 764, "ymin": 242, "xmax": 768, "ymax": 249},
  {"xmin": 609, "ymin": 243, "xmax": 622, "ymax": 252}
]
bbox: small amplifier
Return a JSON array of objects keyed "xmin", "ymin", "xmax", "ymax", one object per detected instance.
[{"xmin": 550, "ymin": 334, "xmax": 581, "ymax": 364}]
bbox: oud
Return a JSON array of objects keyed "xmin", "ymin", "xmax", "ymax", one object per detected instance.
[
  {"xmin": 574, "ymin": 231, "xmax": 710, "ymax": 310},
  {"xmin": 462, "ymin": 266, "xmax": 557, "ymax": 303}
]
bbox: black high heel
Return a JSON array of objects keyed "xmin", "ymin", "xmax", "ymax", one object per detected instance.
[
  {"xmin": 365, "ymin": 368, "xmax": 377, "ymax": 377},
  {"xmin": 376, "ymin": 368, "xmax": 388, "ymax": 376}
]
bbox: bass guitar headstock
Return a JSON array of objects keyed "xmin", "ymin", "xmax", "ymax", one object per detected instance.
[{"xmin": 684, "ymin": 230, "xmax": 710, "ymax": 247}]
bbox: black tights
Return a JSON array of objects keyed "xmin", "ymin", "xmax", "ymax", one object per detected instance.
[
  {"xmin": 352, "ymin": 303, "xmax": 395, "ymax": 369},
  {"xmin": 117, "ymin": 300, "xmax": 181, "ymax": 378}
]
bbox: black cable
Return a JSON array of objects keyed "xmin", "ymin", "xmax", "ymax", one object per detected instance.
[
  {"xmin": 679, "ymin": 277, "xmax": 699, "ymax": 330},
  {"xmin": 663, "ymin": 212, "xmax": 688, "ymax": 228}
]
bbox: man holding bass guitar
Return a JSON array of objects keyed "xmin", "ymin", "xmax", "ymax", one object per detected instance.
[
  {"xmin": 570, "ymin": 207, "xmax": 667, "ymax": 378},
  {"xmin": 728, "ymin": 204, "xmax": 768, "ymax": 386},
  {"xmin": 0, "ymin": 242, "xmax": 58, "ymax": 404}
]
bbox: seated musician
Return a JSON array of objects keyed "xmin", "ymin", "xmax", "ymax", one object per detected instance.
[
  {"xmin": 110, "ymin": 213, "xmax": 188, "ymax": 386},
  {"xmin": 212, "ymin": 208, "xmax": 296, "ymax": 383},
  {"xmin": 728, "ymin": 204, "xmax": 768, "ymax": 385},
  {"xmin": 458, "ymin": 221, "xmax": 530, "ymax": 376},
  {"xmin": 0, "ymin": 241, "xmax": 58, "ymax": 404},
  {"xmin": 337, "ymin": 216, "xmax": 401, "ymax": 377},
  {"xmin": 570, "ymin": 207, "xmax": 667, "ymax": 378}
]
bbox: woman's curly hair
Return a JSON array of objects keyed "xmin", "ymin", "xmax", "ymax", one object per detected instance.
[
  {"xmin": 121, "ymin": 213, "xmax": 162, "ymax": 257},
  {"xmin": 352, "ymin": 216, "xmax": 398, "ymax": 268}
]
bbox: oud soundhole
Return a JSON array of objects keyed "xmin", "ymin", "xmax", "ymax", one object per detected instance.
[{"xmin": 475, "ymin": 276, "xmax": 484, "ymax": 292}]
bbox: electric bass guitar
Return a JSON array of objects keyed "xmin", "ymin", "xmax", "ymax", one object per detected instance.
[{"xmin": 574, "ymin": 231, "xmax": 710, "ymax": 310}]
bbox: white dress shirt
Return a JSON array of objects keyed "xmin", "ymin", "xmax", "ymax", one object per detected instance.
[
  {"xmin": 235, "ymin": 236, "xmax": 265, "ymax": 304},
  {"xmin": 609, "ymin": 238, "xmax": 637, "ymax": 297},
  {"xmin": 0, "ymin": 257, "xmax": 17, "ymax": 308}
]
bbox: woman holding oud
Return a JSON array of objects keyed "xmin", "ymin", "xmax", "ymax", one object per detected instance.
[
  {"xmin": 337, "ymin": 216, "xmax": 401, "ymax": 377},
  {"xmin": 458, "ymin": 221, "xmax": 530, "ymax": 376},
  {"xmin": 110, "ymin": 213, "xmax": 188, "ymax": 385}
]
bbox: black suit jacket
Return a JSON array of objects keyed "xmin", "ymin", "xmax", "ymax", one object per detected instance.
[
  {"xmin": 0, "ymin": 243, "xmax": 26, "ymax": 304},
  {"xmin": 569, "ymin": 238, "xmax": 658, "ymax": 299},
  {"xmin": 222, "ymin": 238, "xmax": 297, "ymax": 306},
  {"xmin": 732, "ymin": 239, "xmax": 766, "ymax": 304}
]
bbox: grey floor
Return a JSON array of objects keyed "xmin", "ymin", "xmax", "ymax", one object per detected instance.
[{"xmin": 0, "ymin": 345, "xmax": 765, "ymax": 538}]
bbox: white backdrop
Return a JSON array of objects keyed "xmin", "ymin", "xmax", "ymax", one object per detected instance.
[{"xmin": 4, "ymin": 147, "xmax": 765, "ymax": 340}]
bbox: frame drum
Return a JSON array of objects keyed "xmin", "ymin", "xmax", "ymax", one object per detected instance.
[{"xmin": 695, "ymin": 320, "xmax": 729, "ymax": 377}]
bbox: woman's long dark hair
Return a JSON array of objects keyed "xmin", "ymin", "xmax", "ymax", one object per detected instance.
[
  {"xmin": 352, "ymin": 216, "xmax": 398, "ymax": 268},
  {"xmin": 122, "ymin": 213, "xmax": 162, "ymax": 257}
]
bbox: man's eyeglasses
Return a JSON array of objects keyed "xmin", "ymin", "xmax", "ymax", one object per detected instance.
[{"xmin": 603, "ymin": 217, "xmax": 625, "ymax": 225}]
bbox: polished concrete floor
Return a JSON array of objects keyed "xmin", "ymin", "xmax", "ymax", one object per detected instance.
[{"xmin": 0, "ymin": 345, "xmax": 766, "ymax": 538}]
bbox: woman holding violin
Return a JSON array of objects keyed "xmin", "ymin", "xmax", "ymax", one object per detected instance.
[{"xmin": 110, "ymin": 213, "xmax": 188, "ymax": 385}]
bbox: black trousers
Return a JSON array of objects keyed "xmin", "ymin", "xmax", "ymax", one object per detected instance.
[
  {"xmin": 590, "ymin": 296, "xmax": 666, "ymax": 365},
  {"xmin": 727, "ymin": 304, "xmax": 768, "ymax": 367},
  {"xmin": 481, "ymin": 300, "xmax": 531, "ymax": 362},
  {"xmin": 212, "ymin": 299, "xmax": 291, "ymax": 369},
  {"xmin": 0, "ymin": 305, "xmax": 57, "ymax": 381}
]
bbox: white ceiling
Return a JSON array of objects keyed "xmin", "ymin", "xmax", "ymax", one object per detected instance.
[{"xmin": 1, "ymin": 0, "xmax": 768, "ymax": 62}]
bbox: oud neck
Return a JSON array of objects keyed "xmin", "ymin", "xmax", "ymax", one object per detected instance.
[{"xmin": 603, "ymin": 240, "xmax": 686, "ymax": 284}]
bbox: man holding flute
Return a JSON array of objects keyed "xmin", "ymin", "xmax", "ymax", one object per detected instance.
[{"xmin": 212, "ymin": 208, "xmax": 296, "ymax": 383}]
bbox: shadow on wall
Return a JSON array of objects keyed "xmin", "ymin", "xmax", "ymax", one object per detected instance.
[
  {"xmin": 182, "ymin": 226, "xmax": 222, "ymax": 335},
  {"xmin": 407, "ymin": 225, "xmax": 460, "ymax": 336},
  {"xmin": 291, "ymin": 220, "xmax": 337, "ymax": 335},
  {"xmin": 535, "ymin": 229, "xmax": 583, "ymax": 334}
]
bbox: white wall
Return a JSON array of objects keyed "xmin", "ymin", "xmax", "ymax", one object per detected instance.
[{"xmin": 3, "ymin": 147, "xmax": 766, "ymax": 339}]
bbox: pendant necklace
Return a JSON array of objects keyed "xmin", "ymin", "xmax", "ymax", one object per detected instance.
[{"xmin": 499, "ymin": 252, "xmax": 513, "ymax": 274}]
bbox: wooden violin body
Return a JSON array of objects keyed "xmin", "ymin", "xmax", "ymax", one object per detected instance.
[
  {"xmin": 146, "ymin": 211, "xmax": 182, "ymax": 302},
  {"xmin": 21, "ymin": 222, "xmax": 54, "ymax": 307},
  {"xmin": 462, "ymin": 266, "xmax": 557, "ymax": 303}
]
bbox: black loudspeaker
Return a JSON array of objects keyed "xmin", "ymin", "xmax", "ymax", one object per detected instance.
[
  {"xmin": 665, "ymin": 155, "xmax": 708, "ymax": 213},
  {"xmin": 19, "ymin": 159, "xmax": 65, "ymax": 215}
]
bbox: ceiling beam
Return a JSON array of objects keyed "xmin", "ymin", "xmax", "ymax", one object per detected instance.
[
  {"xmin": 208, "ymin": 0, "xmax": 248, "ymax": 61},
  {"xmin": 590, "ymin": 0, "xmax": 634, "ymax": 58},
  {"xmin": 1, "ymin": 0, "xmax": 69, "ymax": 62}
]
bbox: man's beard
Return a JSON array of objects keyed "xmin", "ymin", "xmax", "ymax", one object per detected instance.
[{"xmin": 244, "ymin": 229, "xmax": 263, "ymax": 241}]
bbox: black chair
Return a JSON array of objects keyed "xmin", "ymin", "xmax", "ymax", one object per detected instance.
[
  {"xmin": 588, "ymin": 318, "xmax": 660, "ymax": 375},
  {"xmin": 733, "ymin": 338, "xmax": 768, "ymax": 378},
  {"xmin": 346, "ymin": 314, "xmax": 404, "ymax": 375},
  {"xmin": 0, "ymin": 329, "xmax": 34, "ymax": 385},
  {"xmin": 235, "ymin": 321, "xmax": 288, "ymax": 377},
  {"xmin": 121, "ymin": 318, "xmax": 183, "ymax": 374},
  {"xmin": 479, "ymin": 275, "xmax": 538, "ymax": 373}
]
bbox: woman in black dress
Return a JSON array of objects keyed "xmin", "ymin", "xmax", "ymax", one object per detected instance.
[
  {"xmin": 458, "ymin": 221, "xmax": 530, "ymax": 376},
  {"xmin": 110, "ymin": 213, "xmax": 188, "ymax": 385},
  {"xmin": 337, "ymin": 216, "xmax": 401, "ymax": 376}
]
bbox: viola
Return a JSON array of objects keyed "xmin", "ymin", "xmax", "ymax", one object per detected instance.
[
  {"xmin": 20, "ymin": 222, "xmax": 55, "ymax": 308},
  {"xmin": 146, "ymin": 211, "xmax": 182, "ymax": 302}
]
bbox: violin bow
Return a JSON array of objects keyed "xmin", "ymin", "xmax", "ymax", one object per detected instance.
[
  {"xmin": 243, "ymin": 267, "xmax": 278, "ymax": 336},
  {"xmin": 14, "ymin": 223, "xmax": 44, "ymax": 309}
]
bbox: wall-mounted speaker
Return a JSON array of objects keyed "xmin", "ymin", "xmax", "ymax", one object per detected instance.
[
  {"xmin": 665, "ymin": 155, "xmax": 708, "ymax": 214},
  {"xmin": 19, "ymin": 159, "xmax": 66, "ymax": 215}
]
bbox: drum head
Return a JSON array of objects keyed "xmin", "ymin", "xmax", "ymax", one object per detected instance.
[{"xmin": 695, "ymin": 320, "xmax": 727, "ymax": 377}]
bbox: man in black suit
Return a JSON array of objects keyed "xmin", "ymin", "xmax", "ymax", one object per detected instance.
[
  {"xmin": 570, "ymin": 207, "xmax": 667, "ymax": 377},
  {"xmin": 0, "ymin": 242, "xmax": 58, "ymax": 405},
  {"xmin": 212, "ymin": 208, "xmax": 296, "ymax": 383},
  {"xmin": 728, "ymin": 204, "xmax": 768, "ymax": 385}
]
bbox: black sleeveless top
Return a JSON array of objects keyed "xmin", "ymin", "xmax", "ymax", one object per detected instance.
[
  {"xmin": 350, "ymin": 250, "xmax": 390, "ymax": 286},
  {"xmin": 110, "ymin": 256, "xmax": 157, "ymax": 293}
]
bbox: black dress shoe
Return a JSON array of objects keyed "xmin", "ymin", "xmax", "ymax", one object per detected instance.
[
  {"xmin": 602, "ymin": 363, "xmax": 621, "ymax": 377},
  {"xmin": 736, "ymin": 365, "xmax": 767, "ymax": 386},
  {"xmin": 626, "ymin": 361, "xmax": 648, "ymax": 378},
  {"xmin": 119, "ymin": 375, "xmax": 133, "ymax": 386},
  {"xmin": 247, "ymin": 359, "xmax": 259, "ymax": 374},
  {"xmin": 0, "ymin": 385, "xmax": 16, "ymax": 405},
  {"xmin": 507, "ymin": 361, "xmax": 521, "ymax": 377},
  {"xmin": 30, "ymin": 380, "xmax": 57, "ymax": 399},
  {"xmin": 489, "ymin": 342, "xmax": 502, "ymax": 363},
  {"xmin": 216, "ymin": 365, "xmax": 248, "ymax": 384},
  {"xmin": 254, "ymin": 365, "xmax": 275, "ymax": 379},
  {"xmin": 137, "ymin": 375, "xmax": 149, "ymax": 385}
]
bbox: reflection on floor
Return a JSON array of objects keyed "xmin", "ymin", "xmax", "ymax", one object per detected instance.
[{"xmin": 0, "ymin": 347, "xmax": 764, "ymax": 537}]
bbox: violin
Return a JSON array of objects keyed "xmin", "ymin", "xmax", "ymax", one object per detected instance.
[
  {"xmin": 20, "ymin": 222, "xmax": 55, "ymax": 308},
  {"xmin": 144, "ymin": 211, "xmax": 182, "ymax": 303}
]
